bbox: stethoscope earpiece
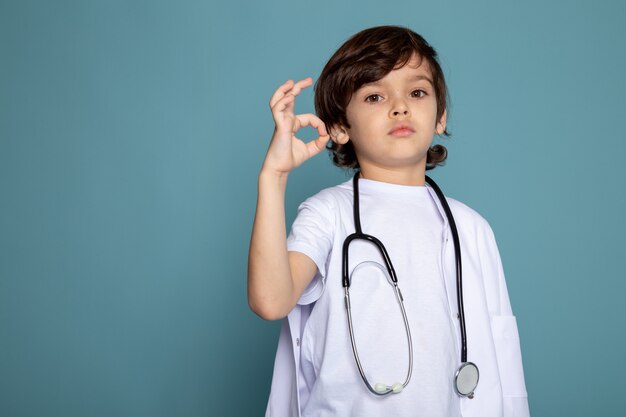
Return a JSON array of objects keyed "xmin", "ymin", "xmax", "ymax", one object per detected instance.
[{"xmin": 374, "ymin": 382, "xmax": 404, "ymax": 394}]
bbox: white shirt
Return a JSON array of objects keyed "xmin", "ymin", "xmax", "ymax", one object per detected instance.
[
  {"xmin": 288, "ymin": 178, "xmax": 461, "ymax": 416},
  {"xmin": 264, "ymin": 177, "xmax": 530, "ymax": 417}
]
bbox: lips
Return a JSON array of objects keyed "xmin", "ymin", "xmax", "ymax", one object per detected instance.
[{"xmin": 389, "ymin": 123, "xmax": 415, "ymax": 136}]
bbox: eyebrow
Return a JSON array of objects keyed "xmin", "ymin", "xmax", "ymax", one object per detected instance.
[{"xmin": 364, "ymin": 74, "xmax": 434, "ymax": 87}]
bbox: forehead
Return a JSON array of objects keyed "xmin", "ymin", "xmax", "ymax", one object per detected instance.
[{"xmin": 362, "ymin": 53, "xmax": 434, "ymax": 87}]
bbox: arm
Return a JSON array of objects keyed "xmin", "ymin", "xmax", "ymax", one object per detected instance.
[
  {"xmin": 478, "ymin": 218, "xmax": 530, "ymax": 416},
  {"xmin": 248, "ymin": 171, "xmax": 319, "ymax": 320},
  {"xmin": 247, "ymin": 77, "xmax": 331, "ymax": 321}
]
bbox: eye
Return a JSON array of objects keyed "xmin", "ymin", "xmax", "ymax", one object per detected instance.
[
  {"xmin": 365, "ymin": 94, "xmax": 382, "ymax": 103},
  {"xmin": 411, "ymin": 89, "xmax": 427, "ymax": 98}
]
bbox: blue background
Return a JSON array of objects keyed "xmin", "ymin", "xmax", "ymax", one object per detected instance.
[{"xmin": 1, "ymin": 0, "xmax": 625, "ymax": 416}]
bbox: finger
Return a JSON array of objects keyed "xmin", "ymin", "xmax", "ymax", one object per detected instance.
[
  {"xmin": 294, "ymin": 113, "xmax": 329, "ymax": 137},
  {"xmin": 269, "ymin": 79, "xmax": 295, "ymax": 108},
  {"xmin": 271, "ymin": 91, "xmax": 296, "ymax": 116},
  {"xmin": 304, "ymin": 131, "xmax": 331, "ymax": 159},
  {"xmin": 285, "ymin": 77, "xmax": 313, "ymax": 98},
  {"xmin": 269, "ymin": 77, "xmax": 312, "ymax": 109}
]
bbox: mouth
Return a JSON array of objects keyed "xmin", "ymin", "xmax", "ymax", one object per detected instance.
[{"xmin": 389, "ymin": 127, "xmax": 415, "ymax": 137}]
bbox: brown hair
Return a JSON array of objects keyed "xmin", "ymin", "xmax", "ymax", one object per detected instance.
[{"xmin": 314, "ymin": 25, "xmax": 451, "ymax": 171}]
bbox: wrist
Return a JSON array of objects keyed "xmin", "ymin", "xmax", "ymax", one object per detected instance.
[{"xmin": 259, "ymin": 167, "xmax": 289, "ymax": 187}]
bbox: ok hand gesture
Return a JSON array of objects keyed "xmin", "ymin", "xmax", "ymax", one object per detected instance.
[{"xmin": 262, "ymin": 77, "xmax": 331, "ymax": 176}]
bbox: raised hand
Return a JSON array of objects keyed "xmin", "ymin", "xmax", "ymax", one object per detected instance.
[{"xmin": 262, "ymin": 77, "xmax": 331, "ymax": 176}]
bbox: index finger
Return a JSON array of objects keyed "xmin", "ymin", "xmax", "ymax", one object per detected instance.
[
  {"xmin": 285, "ymin": 77, "xmax": 313, "ymax": 98},
  {"xmin": 269, "ymin": 77, "xmax": 313, "ymax": 108}
]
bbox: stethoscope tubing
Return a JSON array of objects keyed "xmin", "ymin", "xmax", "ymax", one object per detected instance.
[
  {"xmin": 423, "ymin": 174, "xmax": 468, "ymax": 363},
  {"xmin": 345, "ymin": 171, "xmax": 470, "ymax": 369},
  {"xmin": 344, "ymin": 259, "xmax": 414, "ymax": 395},
  {"xmin": 342, "ymin": 170, "xmax": 476, "ymax": 397}
]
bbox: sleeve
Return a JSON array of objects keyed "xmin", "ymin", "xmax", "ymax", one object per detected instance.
[
  {"xmin": 286, "ymin": 193, "xmax": 335, "ymax": 305},
  {"xmin": 477, "ymin": 217, "xmax": 531, "ymax": 417}
]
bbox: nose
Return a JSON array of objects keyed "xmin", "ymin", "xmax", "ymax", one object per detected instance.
[{"xmin": 389, "ymin": 96, "xmax": 410, "ymax": 118}]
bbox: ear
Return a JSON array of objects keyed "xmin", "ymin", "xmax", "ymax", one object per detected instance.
[
  {"xmin": 329, "ymin": 124, "xmax": 350, "ymax": 144},
  {"xmin": 435, "ymin": 109, "xmax": 447, "ymax": 135}
]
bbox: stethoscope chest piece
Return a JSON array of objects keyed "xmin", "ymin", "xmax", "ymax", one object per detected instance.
[{"xmin": 454, "ymin": 362, "xmax": 479, "ymax": 399}]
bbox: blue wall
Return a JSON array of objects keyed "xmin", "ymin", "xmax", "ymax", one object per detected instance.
[{"xmin": 1, "ymin": 0, "xmax": 625, "ymax": 415}]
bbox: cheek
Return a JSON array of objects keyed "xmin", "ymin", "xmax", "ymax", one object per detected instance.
[
  {"xmin": 348, "ymin": 118, "xmax": 373, "ymax": 141},
  {"xmin": 345, "ymin": 112, "xmax": 364, "ymax": 136}
]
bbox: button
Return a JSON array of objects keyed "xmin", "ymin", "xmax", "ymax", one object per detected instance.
[
  {"xmin": 457, "ymin": 313, "xmax": 460, "ymax": 319},
  {"xmin": 296, "ymin": 338, "xmax": 300, "ymax": 347}
]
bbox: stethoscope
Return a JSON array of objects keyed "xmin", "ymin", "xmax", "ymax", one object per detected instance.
[{"xmin": 342, "ymin": 171, "xmax": 479, "ymax": 398}]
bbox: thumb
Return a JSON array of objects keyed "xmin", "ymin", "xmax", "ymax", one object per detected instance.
[{"xmin": 306, "ymin": 133, "xmax": 330, "ymax": 158}]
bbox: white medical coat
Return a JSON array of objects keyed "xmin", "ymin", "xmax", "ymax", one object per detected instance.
[{"xmin": 265, "ymin": 183, "xmax": 530, "ymax": 417}]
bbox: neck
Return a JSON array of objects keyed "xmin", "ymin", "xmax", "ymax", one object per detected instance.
[{"xmin": 358, "ymin": 163, "xmax": 427, "ymax": 186}]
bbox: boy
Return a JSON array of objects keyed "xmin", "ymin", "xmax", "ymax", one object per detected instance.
[{"xmin": 248, "ymin": 25, "xmax": 529, "ymax": 417}]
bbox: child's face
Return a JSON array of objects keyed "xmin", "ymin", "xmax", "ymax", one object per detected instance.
[{"xmin": 339, "ymin": 53, "xmax": 446, "ymax": 173}]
